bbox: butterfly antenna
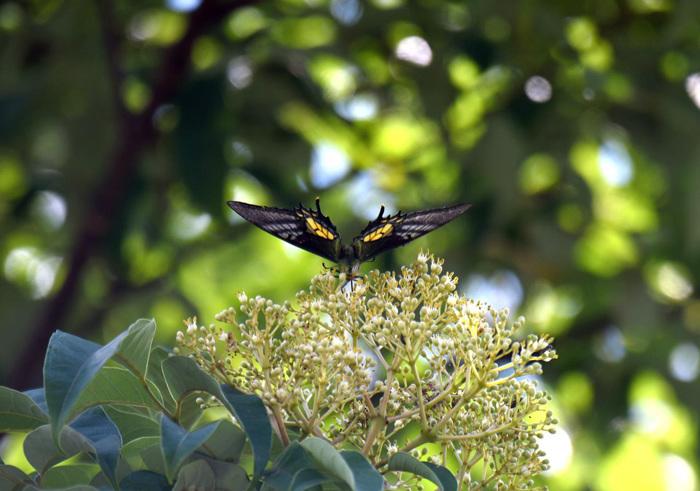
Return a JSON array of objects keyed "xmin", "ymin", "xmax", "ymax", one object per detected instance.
[
  {"xmin": 315, "ymin": 196, "xmax": 322, "ymax": 215},
  {"xmin": 377, "ymin": 205, "xmax": 385, "ymax": 220}
]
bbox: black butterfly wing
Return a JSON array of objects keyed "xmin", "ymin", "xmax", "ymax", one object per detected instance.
[
  {"xmin": 352, "ymin": 203, "xmax": 471, "ymax": 262},
  {"xmin": 227, "ymin": 199, "xmax": 342, "ymax": 262}
]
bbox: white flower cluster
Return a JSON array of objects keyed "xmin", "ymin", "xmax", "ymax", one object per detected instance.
[{"xmin": 177, "ymin": 253, "xmax": 557, "ymax": 489}]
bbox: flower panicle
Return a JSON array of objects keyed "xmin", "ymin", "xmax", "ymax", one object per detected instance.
[{"xmin": 177, "ymin": 253, "xmax": 558, "ymax": 489}]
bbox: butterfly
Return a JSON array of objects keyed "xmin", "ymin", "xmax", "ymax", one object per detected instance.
[{"xmin": 227, "ymin": 198, "xmax": 470, "ymax": 273}]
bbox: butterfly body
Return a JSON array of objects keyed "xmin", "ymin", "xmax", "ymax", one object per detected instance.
[{"xmin": 227, "ymin": 199, "xmax": 470, "ymax": 272}]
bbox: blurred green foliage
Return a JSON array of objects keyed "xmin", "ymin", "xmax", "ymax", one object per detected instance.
[{"xmin": 1, "ymin": 0, "xmax": 699, "ymax": 489}]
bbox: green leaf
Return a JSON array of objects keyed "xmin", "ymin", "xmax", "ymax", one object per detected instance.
[
  {"xmin": 145, "ymin": 347, "xmax": 177, "ymax": 414},
  {"xmin": 44, "ymin": 320, "xmax": 156, "ymax": 441},
  {"xmin": 198, "ymin": 419, "xmax": 246, "ymax": 462},
  {"xmin": 39, "ymin": 463, "xmax": 100, "ymax": 488},
  {"xmin": 160, "ymin": 415, "xmax": 218, "ymax": 481},
  {"xmin": 103, "ymin": 406, "xmax": 160, "ymax": 443},
  {"xmin": 120, "ymin": 436, "xmax": 162, "ymax": 471},
  {"xmin": 204, "ymin": 459, "xmax": 249, "ymax": 490},
  {"xmin": 162, "ymin": 356, "xmax": 272, "ymax": 478},
  {"xmin": 44, "ymin": 332, "xmax": 101, "ymax": 437},
  {"xmin": 177, "ymin": 392, "xmax": 204, "ymax": 430},
  {"xmin": 422, "ymin": 462, "xmax": 457, "ymax": 491},
  {"xmin": 114, "ymin": 319, "xmax": 156, "ymax": 377},
  {"xmin": 0, "ymin": 387, "xmax": 48, "ymax": 432},
  {"xmin": 173, "ymin": 460, "xmax": 215, "ymax": 491},
  {"xmin": 262, "ymin": 442, "xmax": 314, "ymax": 490},
  {"xmin": 119, "ymin": 470, "xmax": 170, "ymax": 491},
  {"xmin": 70, "ymin": 407, "xmax": 122, "ymax": 486},
  {"xmin": 71, "ymin": 367, "xmax": 158, "ymax": 420},
  {"xmin": 289, "ymin": 468, "xmax": 331, "ymax": 491},
  {"xmin": 141, "ymin": 441, "xmax": 168, "ymax": 477},
  {"xmin": 23, "ymin": 425, "xmax": 91, "ymax": 474},
  {"xmin": 300, "ymin": 437, "xmax": 355, "ymax": 488},
  {"xmin": 161, "ymin": 356, "xmax": 221, "ymax": 404},
  {"xmin": 339, "ymin": 451, "xmax": 383, "ymax": 491},
  {"xmin": 23, "ymin": 388, "xmax": 48, "ymax": 413},
  {"xmin": 0, "ymin": 464, "xmax": 34, "ymax": 489},
  {"xmin": 388, "ymin": 452, "xmax": 456, "ymax": 491},
  {"xmin": 219, "ymin": 384, "xmax": 271, "ymax": 479}
]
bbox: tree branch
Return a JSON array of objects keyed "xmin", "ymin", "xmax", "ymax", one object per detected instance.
[{"xmin": 8, "ymin": 0, "xmax": 260, "ymax": 389}]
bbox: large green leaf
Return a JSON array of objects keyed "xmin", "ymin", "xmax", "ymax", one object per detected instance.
[
  {"xmin": 205, "ymin": 459, "xmax": 249, "ymax": 490},
  {"xmin": 23, "ymin": 425, "xmax": 91, "ymax": 475},
  {"xmin": 39, "ymin": 463, "xmax": 100, "ymax": 488},
  {"xmin": 219, "ymin": 384, "xmax": 272, "ymax": 479},
  {"xmin": 145, "ymin": 347, "xmax": 177, "ymax": 414},
  {"xmin": 103, "ymin": 406, "xmax": 160, "ymax": 443},
  {"xmin": 177, "ymin": 392, "xmax": 204, "ymax": 430},
  {"xmin": 388, "ymin": 452, "xmax": 457, "ymax": 491},
  {"xmin": 120, "ymin": 436, "xmax": 162, "ymax": 473},
  {"xmin": 161, "ymin": 355, "xmax": 221, "ymax": 405},
  {"xmin": 339, "ymin": 451, "xmax": 383, "ymax": 491},
  {"xmin": 71, "ymin": 367, "xmax": 158, "ymax": 419},
  {"xmin": 172, "ymin": 460, "xmax": 215, "ymax": 491},
  {"xmin": 0, "ymin": 464, "xmax": 34, "ymax": 489},
  {"xmin": 262, "ymin": 441, "xmax": 382, "ymax": 491},
  {"xmin": 262, "ymin": 442, "xmax": 314, "ymax": 490},
  {"xmin": 0, "ymin": 387, "xmax": 48, "ymax": 432},
  {"xmin": 44, "ymin": 319, "xmax": 156, "ymax": 440},
  {"xmin": 113, "ymin": 319, "xmax": 156, "ymax": 377},
  {"xmin": 300, "ymin": 438, "xmax": 354, "ymax": 488},
  {"xmin": 69, "ymin": 407, "xmax": 122, "ymax": 486},
  {"xmin": 198, "ymin": 419, "xmax": 246, "ymax": 462},
  {"xmin": 289, "ymin": 468, "xmax": 331, "ymax": 491},
  {"xmin": 162, "ymin": 356, "xmax": 272, "ymax": 478},
  {"xmin": 159, "ymin": 415, "xmax": 219, "ymax": 481},
  {"xmin": 119, "ymin": 470, "xmax": 170, "ymax": 491}
]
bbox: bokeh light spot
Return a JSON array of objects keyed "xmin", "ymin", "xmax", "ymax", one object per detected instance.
[
  {"xmin": 594, "ymin": 326, "xmax": 626, "ymax": 363},
  {"xmin": 271, "ymin": 16, "xmax": 337, "ymax": 49},
  {"xmin": 308, "ymin": 55, "xmax": 357, "ymax": 101},
  {"xmin": 663, "ymin": 454, "xmax": 696, "ymax": 491},
  {"xmin": 169, "ymin": 210, "xmax": 211, "ymax": 241},
  {"xmin": 539, "ymin": 427, "xmax": 573, "ymax": 475},
  {"xmin": 310, "ymin": 142, "xmax": 351, "ymax": 189},
  {"xmin": 330, "ymin": 0, "xmax": 362, "ymax": 25},
  {"xmin": 464, "ymin": 270, "xmax": 523, "ymax": 313},
  {"xmin": 4, "ymin": 247, "xmax": 62, "ymax": 299},
  {"xmin": 345, "ymin": 172, "xmax": 395, "ymax": 220},
  {"xmin": 334, "ymin": 93, "xmax": 378, "ymax": 121},
  {"xmin": 519, "ymin": 153, "xmax": 559, "ymax": 194},
  {"xmin": 668, "ymin": 343, "xmax": 700, "ymax": 382},
  {"xmin": 395, "ymin": 36, "xmax": 433, "ymax": 66},
  {"xmin": 128, "ymin": 9, "xmax": 186, "ymax": 45},
  {"xmin": 524, "ymin": 75, "xmax": 552, "ymax": 103},
  {"xmin": 599, "ymin": 140, "xmax": 633, "ymax": 187},
  {"xmin": 32, "ymin": 191, "xmax": 67, "ymax": 230},
  {"xmin": 225, "ymin": 7, "xmax": 267, "ymax": 40},
  {"xmin": 0, "ymin": 152, "xmax": 26, "ymax": 199},
  {"xmin": 646, "ymin": 260, "xmax": 694, "ymax": 303},
  {"xmin": 0, "ymin": 3, "xmax": 22, "ymax": 31},
  {"xmin": 227, "ymin": 56, "xmax": 253, "ymax": 89},
  {"xmin": 166, "ymin": 0, "xmax": 202, "ymax": 12},
  {"xmin": 684, "ymin": 73, "xmax": 700, "ymax": 109}
]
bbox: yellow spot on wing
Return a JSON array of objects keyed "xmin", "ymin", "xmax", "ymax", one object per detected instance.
[
  {"xmin": 305, "ymin": 217, "xmax": 335, "ymax": 240},
  {"xmin": 363, "ymin": 223, "xmax": 393, "ymax": 242}
]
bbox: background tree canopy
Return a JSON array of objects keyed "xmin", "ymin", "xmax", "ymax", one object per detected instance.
[{"xmin": 1, "ymin": 0, "xmax": 699, "ymax": 489}]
